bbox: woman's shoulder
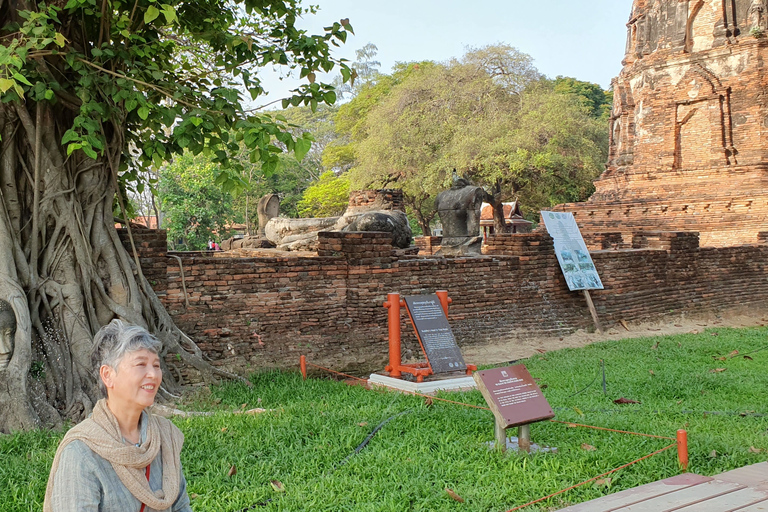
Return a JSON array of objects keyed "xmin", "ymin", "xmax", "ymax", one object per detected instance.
[
  {"xmin": 56, "ymin": 438, "xmax": 103, "ymax": 473},
  {"xmin": 149, "ymin": 412, "xmax": 184, "ymax": 443}
]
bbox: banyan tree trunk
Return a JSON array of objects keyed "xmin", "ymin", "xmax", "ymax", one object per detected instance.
[{"xmin": 0, "ymin": 101, "xmax": 237, "ymax": 433}]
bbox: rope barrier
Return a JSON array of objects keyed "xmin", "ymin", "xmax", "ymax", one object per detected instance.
[
  {"xmin": 302, "ymin": 358, "xmax": 687, "ymax": 511},
  {"xmin": 549, "ymin": 420, "xmax": 676, "ymax": 441},
  {"xmin": 305, "ymin": 360, "xmax": 679, "ymax": 438},
  {"xmin": 502, "ymin": 443, "xmax": 678, "ymax": 512}
]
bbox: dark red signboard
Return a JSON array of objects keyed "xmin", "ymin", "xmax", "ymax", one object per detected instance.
[
  {"xmin": 403, "ymin": 295, "xmax": 467, "ymax": 374},
  {"xmin": 474, "ymin": 365, "xmax": 554, "ymax": 428}
]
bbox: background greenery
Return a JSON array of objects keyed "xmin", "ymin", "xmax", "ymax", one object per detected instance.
[{"xmin": 138, "ymin": 44, "xmax": 612, "ymax": 244}]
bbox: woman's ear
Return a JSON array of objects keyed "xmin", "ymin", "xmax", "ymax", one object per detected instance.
[{"xmin": 99, "ymin": 365, "xmax": 115, "ymax": 391}]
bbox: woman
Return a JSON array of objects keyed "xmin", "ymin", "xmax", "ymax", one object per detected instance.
[{"xmin": 44, "ymin": 320, "xmax": 192, "ymax": 511}]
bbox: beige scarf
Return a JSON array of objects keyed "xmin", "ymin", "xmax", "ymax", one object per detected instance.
[{"xmin": 43, "ymin": 399, "xmax": 184, "ymax": 512}]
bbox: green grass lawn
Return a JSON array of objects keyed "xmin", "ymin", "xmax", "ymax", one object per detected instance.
[{"xmin": 2, "ymin": 327, "xmax": 767, "ymax": 511}]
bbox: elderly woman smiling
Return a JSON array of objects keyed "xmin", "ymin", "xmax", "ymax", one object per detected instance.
[{"xmin": 44, "ymin": 320, "xmax": 192, "ymax": 511}]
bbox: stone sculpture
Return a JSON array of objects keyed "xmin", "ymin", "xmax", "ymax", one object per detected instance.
[
  {"xmin": 749, "ymin": 0, "xmax": 766, "ymax": 32},
  {"xmin": 257, "ymin": 194, "xmax": 280, "ymax": 237},
  {"xmin": 434, "ymin": 178, "xmax": 485, "ymax": 256},
  {"xmin": 264, "ymin": 210, "xmax": 413, "ymax": 251},
  {"xmin": 0, "ymin": 299, "xmax": 16, "ymax": 370},
  {"xmin": 337, "ymin": 210, "xmax": 412, "ymax": 249},
  {"xmin": 264, "ymin": 217, "xmax": 339, "ymax": 251},
  {"xmin": 261, "ymin": 189, "xmax": 413, "ymax": 252}
]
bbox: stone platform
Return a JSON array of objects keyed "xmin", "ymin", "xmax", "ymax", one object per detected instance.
[{"xmin": 368, "ymin": 373, "xmax": 476, "ymax": 394}]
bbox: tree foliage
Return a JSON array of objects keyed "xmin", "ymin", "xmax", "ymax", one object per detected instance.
[
  {"xmin": 296, "ymin": 170, "xmax": 350, "ymax": 217},
  {"xmin": 344, "ymin": 46, "xmax": 609, "ymax": 233},
  {"xmin": 159, "ymin": 153, "xmax": 237, "ymax": 250},
  {"xmin": 0, "ymin": 0, "xmax": 352, "ymax": 431}
]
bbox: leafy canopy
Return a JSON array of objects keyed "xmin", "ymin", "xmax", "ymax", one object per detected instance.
[
  {"xmin": 343, "ymin": 45, "xmax": 609, "ymax": 227},
  {"xmin": 159, "ymin": 152, "xmax": 237, "ymax": 250},
  {"xmin": 1, "ymin": 0, "xmax": 353, "ymax": 190},
  {"xmin": 296, "ymin": 170, "xmax": 349, "ymax": 217}
]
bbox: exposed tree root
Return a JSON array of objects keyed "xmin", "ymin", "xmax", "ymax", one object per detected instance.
[{"xmin": 0, "ymin": 100, "xmax": 247, "ymax": 433}]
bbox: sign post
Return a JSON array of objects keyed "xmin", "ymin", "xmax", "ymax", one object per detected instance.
[
  {"xmin": 381, "ymin": 291, "xmax": 476, "ymax": 384},
  {"xmin": 541, "ymin": 211, "xmax": 604, "ymax": 334},
  {"xmin": 474, "ymin": 365, "xmax": 554, "ymax": 453}
]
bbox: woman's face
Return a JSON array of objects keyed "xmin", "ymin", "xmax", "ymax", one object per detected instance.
[{"xmin": 103, "ymin": 349, "xmax": 162, "ymax": 409}]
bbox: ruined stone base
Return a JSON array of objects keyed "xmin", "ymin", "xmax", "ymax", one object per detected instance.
[
  {"xmin": 435, "ymin": 236, "xmax": 483, "ymax": 256},
  {"xmin": 368, "ymin": 373, "xmax": 477, "ymax": 394}
]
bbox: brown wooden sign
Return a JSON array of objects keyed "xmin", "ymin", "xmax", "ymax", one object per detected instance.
[
  {"xmin": 473, "ymin": 365, "xmax": 554, "ymax": 428},
  {"xmin": 403, "ymin": 295, "xmax": 466, "ymax": 374}
]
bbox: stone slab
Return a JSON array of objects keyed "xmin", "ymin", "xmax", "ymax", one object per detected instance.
[{"xmin": 368, "ymin": 373, "xmax": 476, "ymax": 394}]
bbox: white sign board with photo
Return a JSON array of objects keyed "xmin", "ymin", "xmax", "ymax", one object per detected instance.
[{"xmin": 541, "ymin": 211, "xmax": 603, "ymax": 291}]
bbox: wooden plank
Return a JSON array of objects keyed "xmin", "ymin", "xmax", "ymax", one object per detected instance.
[
  {"xmin": 716, "ymin": 463, "xmax": 768, "ymax": 488},
  {"xmin": 670, "ymin": 487, "xmax": 768, "ymax": 511},
  {"xmin": 612, "ymin": 480, "xmax": 745, "ymax": 511},
  {"xmin": 733, "ymin": 499, "xmax": 768, "ymax": 511},
  {"xmin": 583, "ymin": 290, "xmax": 604, "ymax": 334},
  {"xmin": 557, "ymin": 474, "xmax": 713, "ymax": 512}
]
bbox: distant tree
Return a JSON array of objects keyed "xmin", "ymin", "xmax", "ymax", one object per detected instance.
[
  {"xmin": 334, "ymin": 43, "xmax": 382, "ymax": 99},
  {"xmin": 159, "ymin": 153, "xmax": 237, "ymax": 250},
  {"xmin": 554, "ymin": 76, "xmax": 613, "ymax": 120},
  {"xmin": 324, "ymin": 62, "xmax": 435, "ymax": 172},
  {"xmin": 296, "ymin": 171, "xmax": 350, "ymax": 217},
  {"xmin": 461, "ymin": 43, "xmax": 543, "ymax": 96},
  {"xmin": 350, "ymin": 48, "xmax": 608, "ymax": 234}
]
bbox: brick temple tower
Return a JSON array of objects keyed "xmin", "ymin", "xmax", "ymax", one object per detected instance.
[{"xmin": 559, "ymin": 0, "xmax": 768, "ymax": 247}]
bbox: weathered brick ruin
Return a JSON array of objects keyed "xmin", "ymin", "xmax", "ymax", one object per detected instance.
[
  {"xmin": 114, "ymin": 2, "xmax": 768, "ymax": 377},
  {"xmin": 557, "ymin": 0, "xmax": 768, "ymax": 247},
  {"xmin": 119, "ymin": 226, "xmax": 768, "ymax": 379}
]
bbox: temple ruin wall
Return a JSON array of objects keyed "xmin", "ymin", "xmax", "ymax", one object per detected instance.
[{"xmin": 120, "ymin": 228, "xmax": 768, "ymax": 380}]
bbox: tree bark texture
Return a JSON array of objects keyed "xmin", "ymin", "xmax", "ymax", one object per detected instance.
[{"xmin": 0, "ymin": 102, "xmax": 237, "ymax": 433}]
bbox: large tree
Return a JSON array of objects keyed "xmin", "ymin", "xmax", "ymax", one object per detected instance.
[
  {"xmin": 348, "ymin": 47, "xmax": 608, "ymax": 234},
  {"xmin": 0, "ymin": 0, "xmax": 352, "ymax": 431}
]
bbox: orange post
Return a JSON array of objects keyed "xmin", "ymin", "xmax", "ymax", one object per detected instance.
[
  {"xmin": 677, "ymin": 429, "xmax": 689, "ymax": 472},
  {"xmin": 435, "ymin": 290, "xmax": 452, "ymax": 319},
  {"xmin": 383, "ymin": 293, "xmax": 402, "ymax": 378},
  {"xmin": 300, "ymin": 355, "xmax": 307, "ymax": 380}
]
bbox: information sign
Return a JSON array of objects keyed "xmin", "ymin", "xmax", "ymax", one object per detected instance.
[
  {"xmin": 541, "ymin": 211, "xmax": 604, "ymax": 291},
  {"xmin": 473, "ymin": 365, "xmax": 554, "ymax": 428},
  {"xmin": 403, "ymin": 295, "xmax": 467, "ymax": 374}
]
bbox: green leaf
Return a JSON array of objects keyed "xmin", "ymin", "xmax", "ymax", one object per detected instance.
[
  {"xmin": 12, "ymin": 73, "xmax": 32, "ymax": 87},
  {"xmin": 137, "ymin": 106, "xmax": 150, "ymax": 120},
  {"xmin": 82, "ymin": 146, "xmax": 98, "ymax": 159},
  {"xmin": 0, "ymin": 79, "xmax": 15, "ymax": 94},
  {"xmin": 44, "ymin": 89, "xmax": 54, "ymax": 100},
  {"xmin": 62, "ymin": 129, "xmax": 78, "ymax": 144},
  {"xmin": 54, "ymin": 33, "xmax": 66, "ymax": 47},
  {"xmin": 323, "ymin": 91, "xmax": 337, "ymax": 105},
  {"xmin": 144, "ymin": 5, "xmax": 160, "ymax": 24},
  {"xmin": 294, "ymin": 137, "xmax": 311, "ymax": 162},
  {"xmin": 161, "ymin": 4, "xmax": 176, "ymax": 23}
]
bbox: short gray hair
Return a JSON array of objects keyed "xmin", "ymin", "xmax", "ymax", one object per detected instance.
[{"xmin": 91, "ymin": 319, "xmax": 163, "ymax": 398}]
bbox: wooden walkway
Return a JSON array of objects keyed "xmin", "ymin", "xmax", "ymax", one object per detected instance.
[{"xmin": 559, "ymin": 463, "xmax": 768, "ymax": 511}]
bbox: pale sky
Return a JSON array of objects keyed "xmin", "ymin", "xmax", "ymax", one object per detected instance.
[{"xmin": 255, "ymin": 0, "xmax": 632, "ymax": 107}]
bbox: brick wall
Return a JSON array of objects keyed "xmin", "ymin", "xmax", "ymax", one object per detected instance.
[
  {"xmin": 346, "ymin": 189, "xmax": 405, "ymax": 214},
  {"xmin": 141, "ymin": 230, "xmax": 768, "ymax": 380},
  {"xmin": 117, "ymin": 226, "xmax": 168, "ymax": 292},
  {"xmin": 414, "ymin": 236, "xmax": 442, "ymax": 255}
]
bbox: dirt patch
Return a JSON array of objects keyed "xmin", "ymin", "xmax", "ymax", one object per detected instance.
[{"xmin": 462, "ymin": 306, "xmax": 768, "ymax": 367}]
